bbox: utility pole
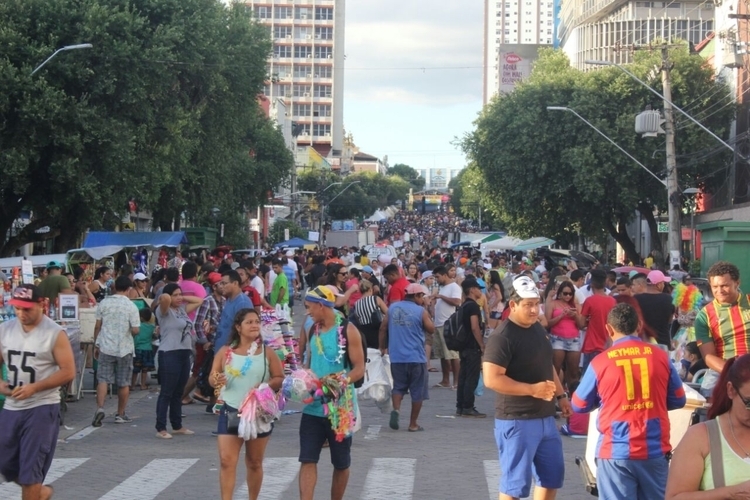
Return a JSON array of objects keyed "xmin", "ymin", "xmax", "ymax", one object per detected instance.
[{"xmin": 662, "ymin": 46, "xmax": 681, "ymax": 268}]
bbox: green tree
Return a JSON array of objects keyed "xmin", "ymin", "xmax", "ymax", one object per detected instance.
[
  {"xmin": 0, "ymin": 0, "xmax": 292, "ymax": 255},
  {"xmin": 387, "ymin": 163, "xmax": 425, "ymax": 191},
  {"xmin": 462, "ymin": 46, "xmax": 733, "ymax": 262}
]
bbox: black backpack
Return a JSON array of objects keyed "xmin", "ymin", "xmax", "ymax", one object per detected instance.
[
  {"xmin": 443, "ymin": 303, "xmax": 469, "ymax": 351},
  {"xmin": 342, "ymin": 319, "xmax": 368, "ymax": 388}
]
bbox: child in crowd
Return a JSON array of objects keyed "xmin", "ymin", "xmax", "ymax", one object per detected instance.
[{"xmin": 131, "ymin": 308, "xmax": 156, "ymax": 390}]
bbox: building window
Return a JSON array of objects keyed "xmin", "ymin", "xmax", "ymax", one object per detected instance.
[
  {"xmin": 295, "ymin": 7, "xmax": 312, "ymax": 20},
  {"xmin": 275, "ymin": 83, "xmax": 291, "ymax": 97},
  {"xmin": 292, "ymin": 104, "xmax": 311, "ymax": 116},
  {"xmin": 274, "ymin": 6, "xmax": 292, "ymax": 19},
  {"xmin": 313, "ymin": 85, "xmax": 332, "ymax": 98},
  {"xmin": 313, "ymin": 124, "xmax": 331, "ymax": 136},
  {"xmin": 316, "ymin": 27, "xmax": 333, "ymax": 40},
  {"xmin": 274, "ymin": 26, "xmax": 292, "ymax": 39},
  {"xmin": 255, "ymin": 6, "xmax": 271, "ymax": 19},
  {"xmin": 313, "ymin": 104, "xmax": 331, "ymax": 117},
  {"xmin": 315, "ymin": 7, "xmax": 333, "ymax": 20},
  {"xmin": 294, "ymin": 65, "xmax": 312, "ymax": 78},
  {"xmin": 315, "ymin": 46, "xmax": 333, "ymax": 59},
  {"xmin": 293, "ymin": 84, "xmax": 312, "ymax": 97},
  {"xmin": 273, "ymin": 65, "xmax": 292, "ymax": 78},
  {"xmin": 316, "ymin": 65, "xmax": 333, "ymax": 78},
  {"xmin": 294, "ymin": 46, "xmax": 312, "ymax": 58},
  {"xmin": 274, "ymin": 45, "xmax": 292, "ymax": 58}
]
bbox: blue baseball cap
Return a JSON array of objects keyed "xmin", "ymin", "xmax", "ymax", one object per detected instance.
[
  {"xmin": 46, "ymin": 260, "xmax": 64, "ymax": 270},
  {"xmin": 361, "ymin": 266, "xmax": 374, "ymax": 274}
]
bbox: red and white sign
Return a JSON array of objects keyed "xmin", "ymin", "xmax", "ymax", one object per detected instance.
[{"xmin": 505, "ymin": 53, "xmax": 522, "ymax": 64}]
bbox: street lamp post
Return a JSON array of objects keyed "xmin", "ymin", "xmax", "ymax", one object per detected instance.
[
  {"xmin": 31, "ymin": 43, "xmax": 93, "ymax": 75},
  {"xmin": 683, "ymin": 187, "xmax": 700, "ymax": 262},
  {"xmin": 318, "ymin": 181, "xmax": 361, "ymax": 246}
]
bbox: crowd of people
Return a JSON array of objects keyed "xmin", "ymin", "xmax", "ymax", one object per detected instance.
[{"xmin": 2, "ymin": 208, "xmax": 750, "ymax": 499}]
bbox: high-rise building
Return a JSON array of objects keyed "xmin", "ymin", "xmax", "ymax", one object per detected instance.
[
  {"xmin": 415, "ymin": 167, "xmax": 464, "ymax": 190},
  {"xmin": 483, "ymin": 0, "xmax": 556, "ymax": 104},
  {"xmin": 246, "ymin": 0, "xmax": 345, "ymax": 157},
  {"xmin": 558, "ymin": 0, "xmax": 714, "ymax": 70}
]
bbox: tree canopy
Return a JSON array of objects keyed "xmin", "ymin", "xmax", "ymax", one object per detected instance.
[
  {"xmin": 0, "ymin": 0, "xmax": 294, "ymax": 255},
  {"xmin": 387, "ymin": 163, "xmax": 425, "ymax": 191},
  {"xmin": 461, "ymin": 46, "xmax": 734, "ymax": 262}
]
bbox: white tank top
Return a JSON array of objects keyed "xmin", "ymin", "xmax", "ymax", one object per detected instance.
[{"xmin": 0, "ymin": 315, "xmax": 63, "ymax": 410}]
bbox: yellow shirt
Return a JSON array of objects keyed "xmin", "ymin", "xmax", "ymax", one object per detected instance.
[{"xmin": 644, "ymin": 256, "xmax": 654, "ymax": 269}]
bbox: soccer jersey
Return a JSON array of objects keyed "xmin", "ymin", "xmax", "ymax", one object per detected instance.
[
  {"xmin": 572, "ymin": 336, "xmax": 686, "ymax": 460},
  {"xmin": 695, "ymin": 294, "xmax": 750, "ymax": 360}
]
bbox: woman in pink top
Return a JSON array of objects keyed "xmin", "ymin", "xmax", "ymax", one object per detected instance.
[{"xmin": 545, "ymin": 280, "xmax": 581, "ymax": 386}]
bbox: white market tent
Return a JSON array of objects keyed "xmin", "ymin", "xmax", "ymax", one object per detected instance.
[{"xmin": 479, "ymin": 236, "xmax": 523, "ymax": 252}]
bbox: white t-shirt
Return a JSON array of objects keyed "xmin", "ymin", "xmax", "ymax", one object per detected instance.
[
  {"xmin": 435, "ymin": 282, "xmax": 462, "ymax": 327},
  {"xmin": 574, "ymin": 285, "xmax": 610, "ymax": 305},
  {"xmin": 251, "ymin": 275, "xmax": 265, "ymax": 298}
]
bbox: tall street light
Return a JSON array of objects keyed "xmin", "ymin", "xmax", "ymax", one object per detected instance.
[
  {"xmin": 683, "ymin": 187, "xmax": 700, "ymax": 262},
  {"xmin": 319, "ymin": 181, "xmax": 361, "ymax": 245},
  {"xmin": 31, "ymin": 43, "xmax": 93, "ymax": 75}
]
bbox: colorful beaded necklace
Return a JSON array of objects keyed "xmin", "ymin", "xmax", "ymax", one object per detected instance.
[
  {"xmin": 225, "ymin": 341, "xmax": 260, "ymax": 378},
  {"xmin": 314, "ymin": 316, "xmax": 346, "ymax": 365}
]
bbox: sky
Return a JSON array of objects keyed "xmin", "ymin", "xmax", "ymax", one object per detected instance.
[{"xmin": 342, "ymin": 1, "xmax": 485, "ymax": 173}]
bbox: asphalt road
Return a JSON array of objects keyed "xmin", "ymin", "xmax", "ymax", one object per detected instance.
[{"xmin": 0, "ymin": 305, "xmax": 590, "ymax": 500}]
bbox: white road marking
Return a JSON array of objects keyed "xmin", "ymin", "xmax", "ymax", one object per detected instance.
[
  {"xmin": 363, "ymin": 425, "xmax": 381, "ymax": 440},
  {"xmin": 98, "ymin": 458, "xmax": 198, "ymax": 500},
  {"xmin": 361, "ymin": 458, "xmax": 416, "ymax": 500},
  {"xmin": 0, "ymin": 458, "xmax": 90, "ymax": 499},
  {"xmin": 233, "ymin": 457, "xmax": 299, "ymax": 500},
  {"xmin": 65, "ymin": 426, "xmax": 99, "ymax": 441}
]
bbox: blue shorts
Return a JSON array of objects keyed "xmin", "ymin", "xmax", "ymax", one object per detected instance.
[
  {"xmin": 216, "ymin": 404, "xmax": 272, "ymax": 438},
  {"xmin": 0, "ymin": 404, "xmax": 60, "ymax": 485},
  {"xmin": 494, "ymin": 417, "xmax": 564, "ymax": 498},
  {"xmin": 299, "ymin": 413, "xmax": 352, "ymax": 470},
  {"xmin": 390, "ymin": 362, "xmax": 429, "ymax": 402},
  {"xmin": 596, "ymin": 457, "xmax": 668, "ymax": 500}
]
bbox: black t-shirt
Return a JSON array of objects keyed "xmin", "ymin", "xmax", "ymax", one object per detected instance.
[
  {"xmin": 483, "ymin": 319, "xmax": 556, "ymax": 419},
  {"xmin": 461, "ymin": 298, "xmax": 483, "ymax": 351},
  {"xmin": 689, "ymin": 359, "xmax": 708, "ymax": 376},
  {"xmin": 634, "ymin": 293, "xmax": 675, "ymax": 347}
]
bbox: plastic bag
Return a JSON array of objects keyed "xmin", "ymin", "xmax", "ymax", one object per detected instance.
[
  {"xmin": 475, "ymin": 374, "xmax": 485, "ymax": 397},
  {"xmin": 357, "ymin": 349, "xmax": 392, "ymax": 408}
]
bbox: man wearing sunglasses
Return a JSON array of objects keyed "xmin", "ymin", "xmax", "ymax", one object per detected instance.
[{"xmin": 0, "ymin": 284, "xmax": 76, "ymax": 500}]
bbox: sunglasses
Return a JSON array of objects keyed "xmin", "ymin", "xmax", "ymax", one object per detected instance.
[
  {"xmin": 559, "ymin": 292, "xmax": 573, "ymax": 297},
  {"xmin": 734, "ymin": 384, "xmax": 750, "ymax": 410},
  {"xmin": 338, "ymin": 272, "xmax": 347, "ymax": 276}
]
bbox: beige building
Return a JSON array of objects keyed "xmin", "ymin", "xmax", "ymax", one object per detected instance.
[
  {"xmin": 245, "ymin": 0, "xmax": 345, "ymax": 157},
  {"xmin": 559, "ymin": 0, "xmax": 714, "ymax": 70}
]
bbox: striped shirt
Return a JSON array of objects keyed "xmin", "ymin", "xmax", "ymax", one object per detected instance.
[{"xmin": 695, "ymin": 293, "xmax": 750, "ymax": 359}]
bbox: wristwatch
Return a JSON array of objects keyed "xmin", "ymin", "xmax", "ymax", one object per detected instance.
[{"xmin": 556, "ymin": 393, "xmax": 568, "ymax": 400}]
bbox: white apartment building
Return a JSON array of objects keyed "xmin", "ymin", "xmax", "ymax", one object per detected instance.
[
  {"xmin": 416, "ymin": 167, "xmax": 464, "ymax": 190},
  {"xmin": 559, "ymin": 0, "xmax": 714, "ymax": 70},
  {"xmin": 483, "ymin": 0, "xmax": 556, "ymax": 104},
  {"xmin": 246, "ymin": 0, "xmax": 345, "ymax": 156}
]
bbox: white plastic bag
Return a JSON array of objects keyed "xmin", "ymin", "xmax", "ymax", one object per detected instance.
[{"xmin": 357, "ymin": 349, "xmax": 392, "ymax": 407}]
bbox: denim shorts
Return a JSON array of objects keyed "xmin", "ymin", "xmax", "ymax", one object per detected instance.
[
  {"xmin": 390, "ymin": 362, "xmax": 429, "ymax": 402},
  {"xmin": 494, "ymin": 417, "xmax": 564, "ymax": 498},
  {"xmin": 0, "ymin": 404, "xmax": 60, "ymax": 485},
  {"xmin": 299, "ymin": 413, "xmax": 352, "ymax": 470},
  {"xmin": 216, "ymin": 404, "xmax": 272, "ymax": 438},
  {"xmin": 548, "ymin": 334, "xmax": 581, "ymax": 352}
]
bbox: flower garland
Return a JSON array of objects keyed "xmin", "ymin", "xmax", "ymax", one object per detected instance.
[
  {"xmin": 225, "ymin": 341, "xmax": 260, "ymax": 378},
  {"xmin": 320, "ymin": 373, "xmax": 355, "ymax": 442},
  {"xmin": 313, "ymin": 316, "xmax": 346, "ymax": 365}
]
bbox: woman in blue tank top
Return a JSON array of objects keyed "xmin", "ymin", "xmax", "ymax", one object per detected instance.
[{"xmin": 210, "ymin": 309, "xmax": 284, "ymax": 500}]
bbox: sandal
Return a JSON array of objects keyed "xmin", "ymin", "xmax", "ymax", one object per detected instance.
[
  {"xmin": 432, "ymin": 382, "xmax": 451, "ymax": 388},
  {"xmin": 156, "ymin": 431, "xmax": 173, "ymax": 439},
  {"xmin": 408, "ymin": 426, "xmax": 425, "ymax": 432},
  {"xmin": 428, "ymin": 367, "xmax": 439, "ymax": 372},
  {"xmin": 389, "ymin": 410, "xmax": 400, "ymax": 430}
]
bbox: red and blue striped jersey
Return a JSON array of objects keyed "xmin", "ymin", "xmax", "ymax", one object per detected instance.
[{"xmin": 571, "ymin": 336, "xmax": 686, "ymax": 460}]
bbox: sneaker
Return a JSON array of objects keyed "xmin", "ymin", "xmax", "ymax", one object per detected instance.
[
  {"xmin": 114, "ymin": 414, "xmax": 133, "ymax": 424},
  {"xmin": 461, "ymin": 408, "xmax": 487, "ymax": 418},
  {"xmin": 455, "ymin": 408, "xmax": 463, "ymax": 416},
  {"xmin": 92, "ymin": 408, "xmax": 105, "ymax": 427}
]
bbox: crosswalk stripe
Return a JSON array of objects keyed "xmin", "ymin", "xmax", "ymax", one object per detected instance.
[
  {"xmin": 0, "ymin": 458, "xmax": 90, "ymax": 499},
  {"xmin": 98, "ymin": 458, "xmax": 198, "ymax": 500},
  {"xmin": 361, "ymin": 458, "xmax": 416, "ymax": 500},
  {"xmin": 233, "ymin": 457, "xmax": 299, "ymax": 500}
]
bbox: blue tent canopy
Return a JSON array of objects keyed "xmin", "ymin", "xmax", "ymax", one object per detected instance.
[
  {"xmin": 273, "ymin": 237, "xmax": 316, "ymax": 248},
  {"xmin": 83, "ymin": 231, "xmax": 188, "ymax": 248}
]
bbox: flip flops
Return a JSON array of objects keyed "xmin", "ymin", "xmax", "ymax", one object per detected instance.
[
  {"xmin": 433, "ymin": 382, "xmax": 451, "ymax": 388},
  {"xmin": 389, "ymin": 410, "xmax": 399, "ymax": 430},
  {"xmin": 408, "ymin": 426, "xmax": 425, "ymax": 432}
]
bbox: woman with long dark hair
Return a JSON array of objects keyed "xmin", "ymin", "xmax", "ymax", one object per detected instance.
[
  {"xmin": 545, "ymin": 280, "xmax": 581, "ymax": 386},
  {"xmin": 154, "ymin": 283, "xmax": 203, "ymax": 439},
  {"xmin": 210, "ymin": 309, "xmax": 283, "ymax": 500},
  {"xmin": 89, "ymin": 266, "xmax": 113, "ymax": 303},
  {"xmin": 487, "ymin": 270, "xmax": 506, "ymax": 330},
  {"xmin": 665, "ymin": 354, "xmax": 750, "ymax": 497}
]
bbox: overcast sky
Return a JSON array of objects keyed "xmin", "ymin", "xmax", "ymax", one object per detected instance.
[{"xmin": 343, "ymin": 1, "xmax": 484, "ymax": 172}]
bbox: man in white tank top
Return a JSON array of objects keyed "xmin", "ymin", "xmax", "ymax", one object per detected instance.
[{"xmin": 0, "ymin": 284, "xmax": 76, "ymax": 500}]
